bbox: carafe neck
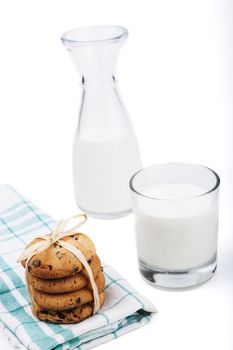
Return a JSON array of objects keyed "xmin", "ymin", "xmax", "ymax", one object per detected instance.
[
  {"xmin": 81, "ymin": 74, "xmax": 117, "ymax": 89},
  {"xmin": 67, "ymin": 43, "xmax": 121, "ymax": 84},
  {"xmin": 61, "ymin": 25, "xmax": 128, "ymax": 87}
]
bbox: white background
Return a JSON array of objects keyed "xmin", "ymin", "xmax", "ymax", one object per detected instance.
[{"xmin": 0, "ymin": 0, "xmax": 233, "ymax": 349}]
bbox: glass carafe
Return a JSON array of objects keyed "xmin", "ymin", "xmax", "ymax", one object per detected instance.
[{"xmin": 61, "ymin": 25, "xmax": 142, "ymax": 219}]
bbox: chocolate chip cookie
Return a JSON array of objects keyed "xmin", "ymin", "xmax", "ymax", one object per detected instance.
[
  {"xmin": 30, "ymin": 271, "xmax": 105, "ymax": 311},
  {"xmin": 22, "ymin": 232, "xmax": 96, "ymax": 279},
  {"xmin": 31, "ymin": 291, "xmax": 105, "ymax": 323},
  {"xmin": 28, "ymin": 255, "xmax": 101, "ymax": 294}
]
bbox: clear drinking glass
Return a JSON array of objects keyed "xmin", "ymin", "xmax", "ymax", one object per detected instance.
[
  {"xmin": 130, "ymin": 163, "xmax": 220, "ymax": 289},
  {"xmin": 61, "ymin": 25, "xmax": 142, "ymax": 219}
]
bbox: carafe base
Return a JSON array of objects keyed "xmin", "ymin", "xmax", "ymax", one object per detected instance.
[{"xmin": 77, "ymin": 203, "xmax": 132, "ymax": 220}]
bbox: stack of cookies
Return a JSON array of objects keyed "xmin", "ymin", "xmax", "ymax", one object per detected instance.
[{"xmin": 21, "ymin": 232, "xmax": 105, "ymax": 324}]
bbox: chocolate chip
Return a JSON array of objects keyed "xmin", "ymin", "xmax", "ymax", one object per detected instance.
[
  {"xmin": 57, "ymin": 311, "xmax": 65, "ymax": 319},
  {"xmin": 54, "ymin": 244, "xmax": 61, "ymax": 249},
  {"xmin": 56, "ymin": 251, "xmax": 65, "ymax": 260},
  {"xmin": 72, "ymin": 266, "xmax": 79, "ymax": 274},
  {"xmin": 74, "ymin": 236, "xmax": 78, "ymax": 240},
  {"xmin": 32, "ymin": 259, "xmax": 41, "ymax": 267},
  {"xmin": 101, "ymin": 266, "xmax": 104, "ymax": 272},
  {"xmin": 27, "ymin": 266, "xmax": 31, "ymax": 273},
  {"xmin": 48, "ymin": 265, "xmax": 52, "ymax": 270},
  {"xmin": 76, "ymin": 297, "xmax": 81, "ymax": 304},
  {"xmin": 40, "ymin": 310, "xmax": 48, "ymax": 315}
]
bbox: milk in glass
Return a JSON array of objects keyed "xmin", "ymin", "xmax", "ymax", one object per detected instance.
[{"xmin": 135, "ymin": 183, "xmax": 218, "ymax": 271}]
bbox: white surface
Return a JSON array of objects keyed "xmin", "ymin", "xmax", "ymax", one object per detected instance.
[{"xmin": 0, "ymin": 0, "xmax": 232, "ymax": 349}]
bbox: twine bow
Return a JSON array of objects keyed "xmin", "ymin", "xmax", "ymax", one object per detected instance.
[{"xmin": 18, "ymin": 214, "xmax": 100, "ymax": 314}]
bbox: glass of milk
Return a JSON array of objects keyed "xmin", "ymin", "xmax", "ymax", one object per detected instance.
[{"xmin": 130, "ymin": 163, "xmax": 220, "ymax": 289}]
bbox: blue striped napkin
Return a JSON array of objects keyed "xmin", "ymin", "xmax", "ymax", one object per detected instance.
[{"xmin": 0, "ymin": 185, "xmax": 156, "ymax": 350}]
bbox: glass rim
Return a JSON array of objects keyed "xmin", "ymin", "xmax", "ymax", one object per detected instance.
[
  {"xmin": 129, "ymin": 162, "xmax": 220, "ymax": 201},
  {"xmin": 61, "ymin": 25, "xmax": 128, "ymax": 46}
]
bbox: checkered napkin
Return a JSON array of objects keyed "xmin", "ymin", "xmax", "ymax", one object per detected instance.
[{"xmin": 0, "ymin": 185, "xmax": 156, "ymax": 350}]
